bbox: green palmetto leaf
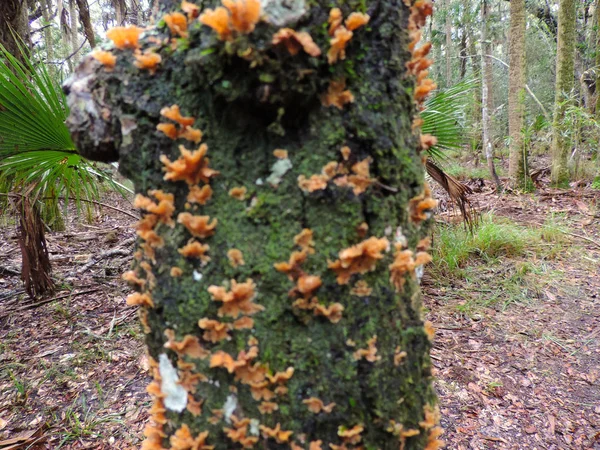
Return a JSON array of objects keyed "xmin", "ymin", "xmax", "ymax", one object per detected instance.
[
  {"xmin": 0, "ymin": 43, "xmax": 130, "ymax": 220},
  {"xmin": 421, "ymin": 77, "xmax": 478, "ymax": 161}
]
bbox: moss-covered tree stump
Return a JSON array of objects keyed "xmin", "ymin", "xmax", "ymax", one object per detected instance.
[{"xmin": 65, "ymin": 0, "xmax": 442, "ymax": 448}]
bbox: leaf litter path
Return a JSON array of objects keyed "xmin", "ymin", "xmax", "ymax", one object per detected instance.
[
  {"xmin": 425, "ymin": 186, "xmax": 600, "ymax": 449},
  {"xmin": 0, "ymin": 188, "xmax": 598, "ymax": 448},
  {"xmin": 0, "ymin": 193, "xmax": 149, "ymax": 448}
]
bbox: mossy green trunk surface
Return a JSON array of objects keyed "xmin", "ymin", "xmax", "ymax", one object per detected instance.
[
  {"xmin": 551, "ymin": 0, "xmax": 576, "ymax": 186},
  {"xmin": 65, "ymin": 0, "xmax": 439, "ymax": 448},
  {"xmin": 508, "ymin": 0, "xmax": 528, "ymax": 188}
]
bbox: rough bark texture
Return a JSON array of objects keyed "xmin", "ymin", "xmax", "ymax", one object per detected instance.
[
  {"xmin": 481, "ymin": 0, "xmax": 501, "ymax": 190},
  {"xmin": 0, "ymin": 0, "xmax": 30, "ymax": 62},
  {"xmin": 551, "ymin": 0, "xmax": 577, "ymax": 186},
  {"xmin": 595, "ymin": 0, "xmax": 600, "ymax": 118},
  {"xmin": 508, "ymin": 0, "xmax": 528, "ymax": 188},
  {"xmin": 65, "ymin": 0, "xmax": 439, "ymax": 448},
  {"xmin": 75, "ymin": 0, "xmax": 96, "ymax": 48},
  {"xmin": 445, "ymin": 0, "xmax": 452, "ymax": 86},
  {"xmin": 69, "ymin": 0, "xmax": 80, "ymax": 65}
]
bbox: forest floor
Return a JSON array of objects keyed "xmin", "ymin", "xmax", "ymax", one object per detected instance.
[{"xmin": 0, "ymin": 172, "xmax": 599, "ymax": 449}]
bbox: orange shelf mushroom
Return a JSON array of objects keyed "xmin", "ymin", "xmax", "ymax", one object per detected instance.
[
  {"xmin": 328, "ymin": 236, "xmax": 390, "ymax": 284},
  {"xmin": 161, "ymin": 144, "xmax": 219, "ymax": 185},
  {"xmin": 207, "ymin": 278, "xmax": 264, "ymax": 318},
  {"xmin": 170, "ymin": 425, "xmax": 213, "ymax": 450},
  {"xmin": 321, "ymin": 78, "xmax": 355, "ymax": 109},
  {"xmin": 345, "ymin": 12, "xmax": 370, "ymax": 31},
  {"xmin": 187, "ymin": 184, "xmax": 213, "ymax": 205},
  {"xmin": 227, "ymin": 248, "xmax": 245, "ymax": 267},
  {"xmin": 164, "ymin": 12, "xmax": 189, "ymax": 37},
  {"xmin": 259, "ymin": 423, "xmax": 293, "ymax": 443},
  {"xmin": 258, "ymin": 401, "xmax": 279, "ymax": 414},
  {"xmin": 223, "ymin": 416, "xmax": 259, "ymax": 448},
  {"xmin": 164, "ymin": 329, "xmax": 209, "ymax": 359},
  {"xmin": 272, "ymin": 28, "xmax": 321, "ymax": 57},
  {"xmin": 273, "ymin": 149, "xmax": 288, "ymax": 159},
  {"xmin": 350, "ymin": 280, "xmax": 372, "ymax": 296},
  {"xmin": 178, "ymin": 239, "xmax": 211, "ymax": 264},
  {"xmin": 182, "ymin": 0, "xmax": 200, "ymax": 19},
  {"xmin": 409, "ymin": 184, "xmax": 438, "ymax": 223},
  {"xmin": 328, "ymin": 8, "xmax": 343, "ymax": 35},
  {"xmin": 303, "ymin": 397, "xmax": 336, "ymax": 414},
  {"xmin": 389, "ymin": 246, "xmax": 432, "ymax": 292},
  {"xmin": 222, "ymin": 0, "xmax": 261, "ymax": 33},
  {"xmin": 198, "ymin": 318, "xmax": 231, "ymax": 342},
  {"xmin": 229, "ymin": 186, "xmax": 247, "ymax": 200},
  {"xmin": 313, "ymin": 302, "xmax": 344, "ymax": 323},
  {"xmin": 134, "ymin": 190, "xmax": 176, "ymax": 226},
  {"xmin": 297, "ymin": 174, "xmax": 329, "ymax": 192},
  {"xmin": 161, "ymin": 105, "xmax": 195, "ymax": 127},
  {"xmin": 199, "ymin": 7, "xmax": 232, "ymax": 40},
  {"xmin": 134, "ymin": 50, "xmax": 162, "ymax": 73},
  {"xmin": 293, "ymin": 228, "xmax": 315, "ymax": 253},
  {"xmin": 328, "ymin": 26, "xmax": 353, "ymax": 64},
  {"xmin": 106, "ymin": 25, "xmax": 144, "ymax": 49},
  {"xmin": 178, "ymin": 213, "xmax": 218, "ymax": 238},
  {"xmin": 126, "ymin": 292, "xmax": 154, "ymax": 307},
  {"xmin": 353, "ymin": 336, "xmax": 380, "ymax": 362},
  {"xmin": 91, "ymin": 50, "xmax": 116, "ymax": 70}
]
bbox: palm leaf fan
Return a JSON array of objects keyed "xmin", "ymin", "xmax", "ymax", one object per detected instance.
[{"xmin": 421, "ymin": 78, "xmax": 478, "ymax": 228}]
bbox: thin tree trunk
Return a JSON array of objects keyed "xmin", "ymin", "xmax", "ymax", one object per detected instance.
[
  {"xmin": 482, "ymin": 0, "xmax": 502, "ymax": 190},
  {"xmin": 69, "ymin": 0, "xmax": 80, "ymax": 65},
  {"xmin": 595, "ymin": 0, "xmax": 600, "ymax": 118},
  {"xmin": 65, "ymin": 0, "xmax": 442, "ymax": 448},
  {"xmin": 445, "ymin": 0, "xmax": 452, "ymax": 86},
  {"xmin": 0, "ymin": 0, "xmax": 31, "ymax": 63},
  {"xmin": 508, "ymin": 0, "xmax": 528, "ymax": 188},
  {"xmin": 75, "ymin": 0, "xmax": 96, "ymax": 47},
  {"xmin": 551, "ymin": 0, "xmax": 577, "ymax": 186},
  {"xmin": 41, "ymin": 0, "xmax": 55, "ymax": 77}
]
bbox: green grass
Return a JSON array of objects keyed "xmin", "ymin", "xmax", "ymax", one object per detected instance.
[
  {"xmin": 432, "ymin": 213, "xmax": 569, "ymax": 278},
  {"xmin": 443, "ymin": 162, "xmax": 505, "ymax": 180},
  {"xmin": 429, "ymin": 213, "xmax": 571, "ymax": 315}
]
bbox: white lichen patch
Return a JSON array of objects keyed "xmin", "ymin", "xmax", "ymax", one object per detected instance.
[
  {"xmin": 158, "ymin": 353, "xmax": 188, "ymax": 412},
  {"xmin": 249, "ymin": 418, "xmax": 260, "ymax": 435},
  {"xmin": 193, "ymin": 270, "xmax": 203, "ymax": 282},
  {"xmin": 223, "ymin": 394, "xmax": 238, "ymax": 423},
  {"xmin": 261, "ymin": 0, "xmax": 306, "ymax": 27},
  {"xmin": 266, "ymin": 158, "xmax": 293, "ymax": 187}
]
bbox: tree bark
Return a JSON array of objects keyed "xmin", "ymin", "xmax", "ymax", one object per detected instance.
[
  {"xmin": 65, "ymin": 0, "xmax": 441, "ymax": 448},
  {"xmin": 481, "ymin": 0, "xmax": 502, "ymax": 190},
  {"xmin": 595, "ymin": 0, "xmax": 600, "ymax": 118},
  {"xmin": 75, "ymin": 0, "xmax": 96, "ymax": 48},
  {"xmin": 508, "ymin": 0, "xmax": 528, "ymax": 188},
  {"xmin": 69, "ymin": 0, "xmax": 80, "ymax": 65},
  {"xmin": 0, "ymin": 0, "xmax": 31, "ymax": 62},
  {"xmin": 445, "ymin": 0, "xmax": 452, "ymax": 86},
  {"xmin": 551, "ymin": 0, "xmax": 577, "ymax": 186},
  {"xmin": 41, "ymin": 0, "xmax": 55, "ymax": 77}
]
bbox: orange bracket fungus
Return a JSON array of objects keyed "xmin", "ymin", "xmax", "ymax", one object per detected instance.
[
  {"xmin": 177, "ymin": 213, "xmax": 218, "ymax": 238},
  {"xmin": 272, "ymin": 28, "xmax": 321, "ymax": 57},
  {"xmin": 207, "ymin": 279, "xmax": 264, "ymax": 318},
  {"xmin": 91, "ymin": 50, "xmax": 116, "ymax": 70},
  {"xmin": 164, "ymin": 12, "xmax": 189, "ymax": 37},
  {"xmin": 328, "ymin": 236, "xmax": 390, "ymax": 284},
  {"xmin": 303, "ymin": 397, "xmax": 336, "ymax": 414},
  {"xmin": 321, "ymin": 78, "xmax": 355, "ymax": 109},
  {"xmin": 161, "ymin": 144, "xmax": 219, "ymax": 185},
  {"xmin": 134, "ymin": 50, "xmax": 162, "ymax": 73},
  {"xmin": 106, "ymin": 25, "xmax": 144, "ymax": 49}
]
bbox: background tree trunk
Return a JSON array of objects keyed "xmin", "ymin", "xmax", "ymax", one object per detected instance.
[
  {"xmin": 445, "ymin": 0, "xmax": 452, "ymax": 86},
  {"xmin": 41, "ymin": 0, "xmax": 55, "ymax": 77},
  {"xmin": 69, "ymin": 0, "xmax": 80, "ymax": 65},
  {"xmin": 75, "ymin": 0, "xmax": 96, "ymax": 48},
  {"xmin": 508, "ymin": 0, "xmax": 528, "ymax": 188},
  {"xmin": 481, "ymin": 0, "xmax": 502, "ymax": 190},
  {"xmin": 0, "ymin": 0, "xmax": 31, "ymax": 62},
  {"xmin": 550, "ymin": 0, "xmax": 577, "ymax": 186},
  {"xmin": 65, "ymin": 0, "xmax": 441, "ymax": 448}
]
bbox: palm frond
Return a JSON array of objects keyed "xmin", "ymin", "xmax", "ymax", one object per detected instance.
[
  {"xmin": 421, "ymin": 78, "xmax": 478, "ymax": 160},
  {"xmin": 0, "ymin": 43, "xmax": 130, "ymax": 217}
]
